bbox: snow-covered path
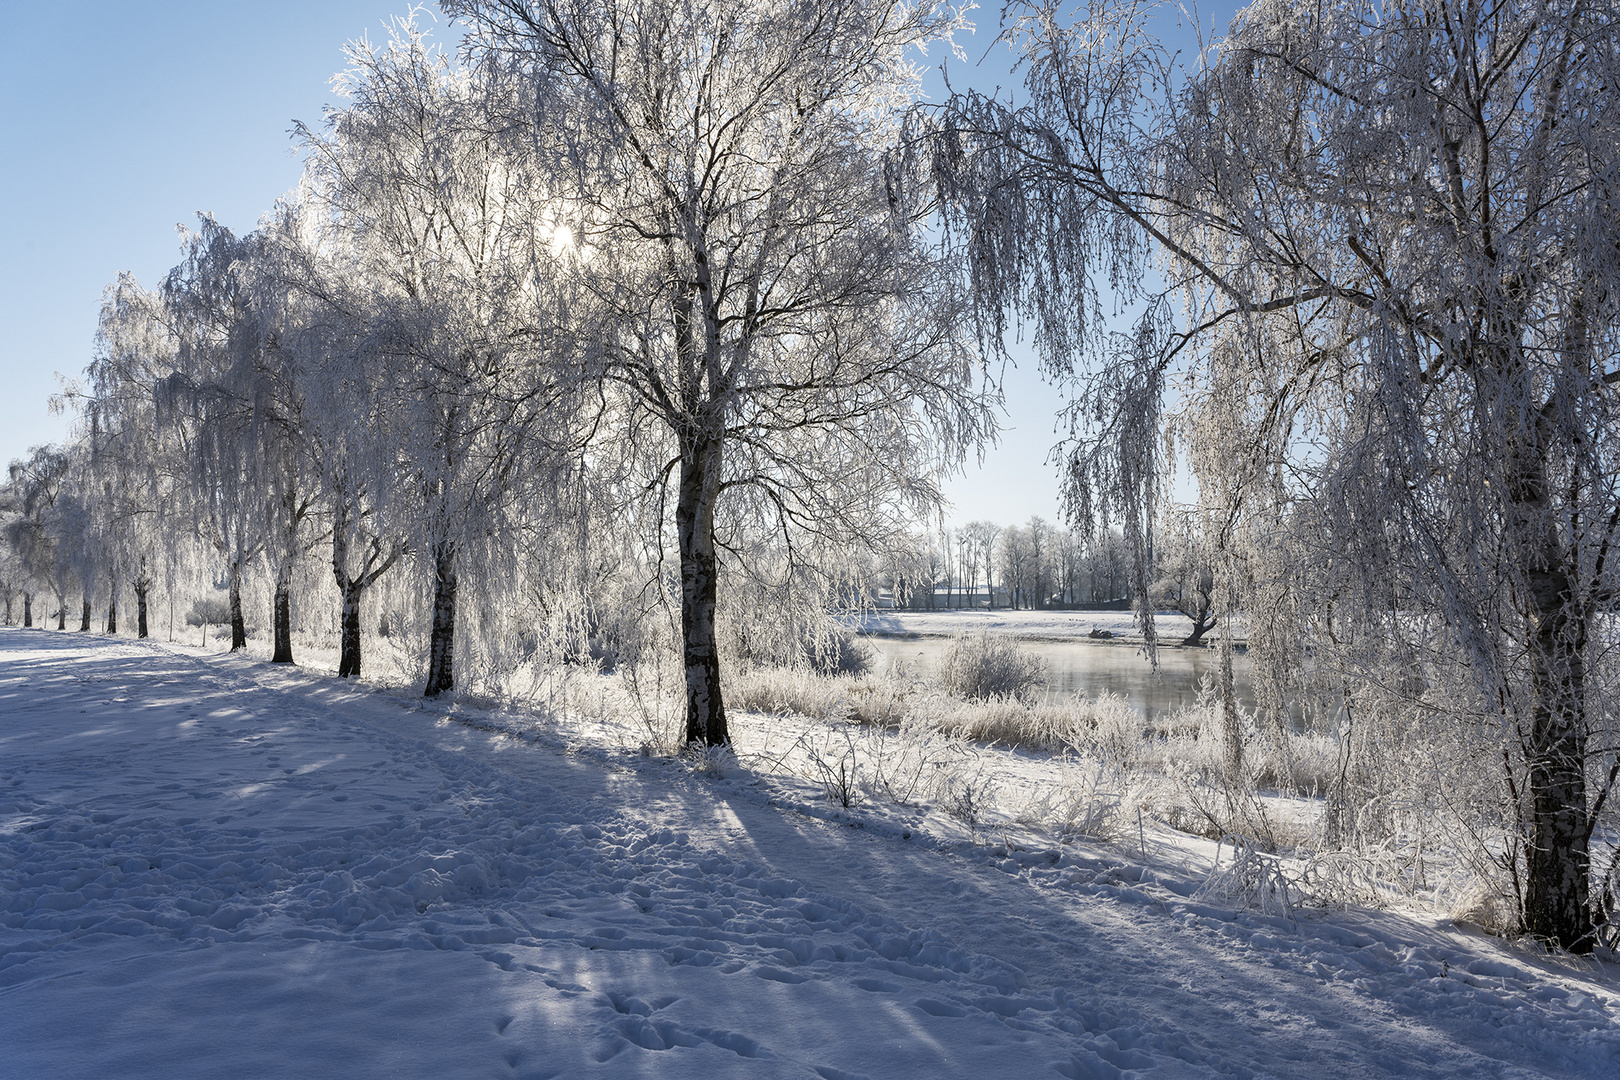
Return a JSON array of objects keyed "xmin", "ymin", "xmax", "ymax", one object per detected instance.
[{"xmin": 3, "ymin": 629, "xmax": 1617, "ymax": 1078}]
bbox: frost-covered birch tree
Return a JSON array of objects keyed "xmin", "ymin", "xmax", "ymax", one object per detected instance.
[
  {"xmin": 446, "ymin": 0, "xmax": 994, "ymax": 746},
  {"xmin": 6, "ymin": 446, "xmax": 71, "ymax": 630},
  {"xmin": 0, "ymin": 525, "xmax": 22, "ymax": 625},
  {"xmin": 926, "ymin": 0, "xmax": 1620, "ymax": 950},
  {"xmin": 161, "ymin": 216, "xmax": 314, "ymax": 656},
  {"xmin": 78, "ymin": 274, "xmax": 182, "ymax": 640},
  {"xmin": 270, "ymin": 212, "xmax": 410, "ymax": 680},
  {"xmin": 299, "ymin": 16, "xmax": 572, "ymax": 697}
]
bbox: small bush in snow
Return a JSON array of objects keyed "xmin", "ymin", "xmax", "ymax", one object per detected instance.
[
  {"xmin": 184, "ymin": 593, "xmax": 232, "ymax": 627},
  {"xmin": 1152, "ymin": 756, "xmax": 1289, "ymax": 852},
  {"xmin": 865, "ymin": 720, "xmax": 965, "ymax": 806},
  {"xmin": 796, "ymin": 726, "xmax": 865, "ymax": 808},
  {"xmin": 936, "ymin": 760, "xmax": 995, "ymax": 829},
  {"xmin": 1448, "ymin": 880, "xmax": 1521, "ymax": 939},
  {"xmin": 1015, "ymin": 760, "xmax": 1136, "ymax": 842},
  {"xmin": 939, "ymin": 633, "xmax": 1046, "ymax": 703},
  {"xmin": 1196, "ymin": 835, "xmax": 1296, "ymax": 919},
  {"xmin": 686, "ymin": 742, "xmax": 738, "ymax": 778},
  {"xmin": 804, "ymin": 625, "xmax": 874, "ymax": 677},
  {"xmin": 1293, "ymin": 850, "xmax": 1412, "ymax": 910},
  {"xmin": 727, "ymin": 666, "xmax": 849, "ymax": 719}
]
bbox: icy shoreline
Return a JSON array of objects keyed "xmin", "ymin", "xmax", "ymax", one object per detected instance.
[{"xmin": 853, "ymin": 608, "xmax": 1206, "ymax": 646}]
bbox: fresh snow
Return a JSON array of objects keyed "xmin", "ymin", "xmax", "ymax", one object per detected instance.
[{"xmin": 3, "ymin": 628, "xmax": 1618, "ymax": 1078}]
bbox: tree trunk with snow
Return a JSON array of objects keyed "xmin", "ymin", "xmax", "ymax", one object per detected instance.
[
  {"xmin": 1182, "ymin": 618, "xmax": 1214, "ymax": 648},
  {"xmin": 332, "ymin": 503, "xmax": 362, "ymax": 679},
  {"xmin": 1522, "ymin": 586, "xmax": 1591, "ymax": 949},
  {"xmin": 23, "ymin": 593, "xmax": 33, "ymax": 628},
  {"xmin": 338, "ymin": 581, "xmax": 364, "ymax": 678},
  {"xmin": 271, "ymin": 564, "xmax": 294, "ymax": 664},
  {"xmin": 133, "ymin": 557, "xmax": 152, "ymax": 639},
  {"xmin": 676, "ymin": 432, "xmax": 726, "ymax": 747},
  {"xmin": 269, "ymin": 489, "xmax": 312, "ymax": 665},
  {"xmin": 1506, "ymin": 438, "xmax": 1593, "ymax": 949},
  {"xmin": 228, "ymin": 559, "xmax": 247, "ymax": 651},
  {"xmin": 79, "ymin": 599, "xmax": 91, "ymax": 632},
  {"xmin": 423, "ymin": 541, "xmax": 457, "ymax": 697},
  {"xmin": 105, "ymin": 596, "xmax": 117, "ymax": 635},
  {"xmin": 330, "ymin": 500, "xmax": 403, "ymax": 681}
]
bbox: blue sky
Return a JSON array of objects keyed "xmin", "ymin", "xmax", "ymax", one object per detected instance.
[
  {"xmin": 0, "ymin": 1, "xmax": 1228, "ymax": 529},
  {"xmin": 0, "ymin": 2, "xmax": 402, "ymax": 468}
]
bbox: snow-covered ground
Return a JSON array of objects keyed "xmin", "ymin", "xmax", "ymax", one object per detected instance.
[{"xmin": 4, "ymin": 627, "xmax": 1618, "ymax": 1078}]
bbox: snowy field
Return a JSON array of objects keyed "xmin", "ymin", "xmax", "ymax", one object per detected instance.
[{"xmin": 4, "ymin": 627, "xmax": 1619, "ymax": 1079}]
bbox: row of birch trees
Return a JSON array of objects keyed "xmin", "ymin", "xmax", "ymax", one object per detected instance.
[
  {"xmin": 1, "ymin": 1, "xmax": 993, "ymax": 735},
  {"xmin": 2, "ymin": 0, "xmax": 1615, "ymax": 951}
]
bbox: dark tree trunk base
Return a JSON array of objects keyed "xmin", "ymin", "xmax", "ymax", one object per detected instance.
[
  {"xmin": 423, "ymin": 545, "xmax": 457, "ymax": 698},
  {"xmin": 1181, "ymin": 618, "xmax": 1215, "ymax": 648},
  {"xmin": 228, "ymin": 568, "xmax": 247, "ymax": 652},
  {"xmin": 271, "ymin": 583, "xmax": 294, "ymax": 664},
  {"xmin": 330, "ymin": 508, "xmax": 404, "ymax": 683},
  {"xmin": 338, "ymin": 583, "xmax": 362, "ymax": 678},
  {"xmin": 677, "ymin": 439, "xmax": 727, "ymax": 747}
]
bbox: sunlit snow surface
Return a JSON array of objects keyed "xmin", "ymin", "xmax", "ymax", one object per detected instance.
[{"xmin": 2, "ymin": 628, "xmax": 1617, "ymax": 1079}]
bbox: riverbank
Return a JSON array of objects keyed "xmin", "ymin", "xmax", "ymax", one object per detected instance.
[{"xmin": 855, "ymin": 607, "xmax": 1207, "ymax": 645}]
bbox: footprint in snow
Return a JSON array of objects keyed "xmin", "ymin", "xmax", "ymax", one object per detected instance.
[{"xmin": 753, "ymin": 966, "xmax": 809, "ymax": 984}]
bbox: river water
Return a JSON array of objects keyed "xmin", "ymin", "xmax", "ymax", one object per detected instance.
[{"xmin": 860, "ymin": 634, "xmax": 1261, "ymax": 726}]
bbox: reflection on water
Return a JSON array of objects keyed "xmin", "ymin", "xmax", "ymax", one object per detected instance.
[{"xmin": 861, "ymin": 635, "xmax": 1261, "ymax": 726}]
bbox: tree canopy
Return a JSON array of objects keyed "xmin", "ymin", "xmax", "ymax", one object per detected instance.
[{"xmin": 925, "ymin": 0, "xmax": 1620, "ymax": 950}]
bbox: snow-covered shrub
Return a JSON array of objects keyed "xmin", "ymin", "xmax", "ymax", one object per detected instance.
[
  {"xmin": 797, "ymin": 726, "xmax": 865, "ymax": 808},
  {"xmin": 1015, "ymin": 760, "xmax": 1136, "ymax": 842},
  {"xmin": 685, "ymin": 742, "xmax": 738, "ymax": 779},
  {"xmin": 1595, "ymin": 851, "xmax": 1620, "ymax": 953},
  {"xmin": 1291, "ymin": 850, "xmax": 1402, "ymax": 909},
  {"xmin": 1247, "ymin": 732, "xmax": 1339, "ymax": 796},
  {"xmin": 1196, "ymin": 835, "xmax": 1295, "ymax": 919},
  {"xmin": 727, "ymin": 665, "xmax": 850, "ymax": 720},
  {"xmin": 842, "ymin": 677, "xmax": 910, "ymax": 728},
  {"xmin": 935, "ymin": 757, "xmax": 996, "ymax": 829},
  {"xmin": 1148, "ymin": 753, "xmax": 1290, "ymax": 852},
  {"xmin": 183, "ymin": 592, "xmax": 232, "ymax": 627},
  {"xmin": 930, "ymin": 693, "xmax": 1044, "ymax": 743},
  {"xmin": 939, "ymin": 633, "xmax": 1046, "ymax": 703},
  {"xmin": 919, "ymin": 691, "xmax": 1147, "ymax": 757},
  {"xmin": 618, "ymin": 649, "xmax": 684, "ymax": 755},
  {"xmin": 865, "ymin": 720, "xmax": 965, "ymax": 806},
  {"xmin": 804, "ymin": 624, "xmax": 874, "ymax": 676},
  {"xmin": 727, "ymin": 665, "xmax": 914, "ymax": 733},
  {"xmin": 1448, "ymin": 879, "xmax": 1522, "ymax": 939},
  {"xmin": 1084, "ymin": 694, "xmax": 1148, "ymax": 767}
]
